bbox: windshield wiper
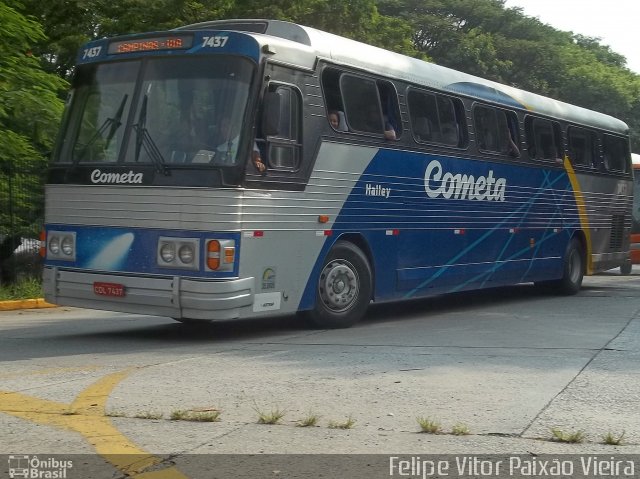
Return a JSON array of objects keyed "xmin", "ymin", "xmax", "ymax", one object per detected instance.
[
  {"xmin": 72, "ymin": 94, "xmax": 128, "ymax": 166},
  {"xmin": 133, "ymin": 94, "xmax": 170, "ymax": 175}
]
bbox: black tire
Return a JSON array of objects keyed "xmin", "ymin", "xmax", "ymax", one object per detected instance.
[
  {"xmin": 553, "ymin": 237, "xmax": 585, "ymax": 295},
  {"xmin": 620, "ymin": 261, "xmax": 632, "ymax": 275},
  {"xmin": 304, "ymin": 241, "xmax": 372, "ymax": 328}
]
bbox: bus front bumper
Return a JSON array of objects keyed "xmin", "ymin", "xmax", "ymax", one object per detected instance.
[{"xmin": 43, "ymin": 267, "xmax": 255, "ymax": 320}]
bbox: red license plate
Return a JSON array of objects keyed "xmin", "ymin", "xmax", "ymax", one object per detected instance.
[{"xmin": 93, "ymin": 282, "xmax": 126, "ymax": 297}]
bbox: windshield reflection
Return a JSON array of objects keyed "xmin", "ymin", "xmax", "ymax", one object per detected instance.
[{"xmin": 57, "ymin": 56, "xmax": 255, "ymax": 169}]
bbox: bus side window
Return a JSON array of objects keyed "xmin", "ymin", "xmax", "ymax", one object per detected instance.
[
  {"xmin": 263, "ymin": 85, "xmax": 302, "ymax": 170},
  {"xmin": 568, "ymin": 126, "xmax": 598, "ymax": 168},
  {"xmin": 339, "ymin": 74, "xmax": 399, "ymax": 139},
  {"xmin": 526, "ymin": 116, "xmax": 562, "ymax": 162},
  {"xmin": 602, "ymin": 134, "xmax": 629, "ymax": 173},
  {"xmin": 408, "ymin": 89, "xmax": 464, "ymax": 147}
]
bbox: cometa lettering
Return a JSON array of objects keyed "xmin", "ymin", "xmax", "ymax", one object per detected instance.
[
  {"xmin": 424, "ymin": 160, "xmax": 506, "ymax": 202},
  {"xmin": 90, "ymin": 169, "xmax": 143, "ymax": 184}
]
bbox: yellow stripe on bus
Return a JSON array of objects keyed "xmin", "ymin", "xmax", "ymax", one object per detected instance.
[{"xmin": 563, "ymin": 155, "xmax": 593, "ymax": 274}]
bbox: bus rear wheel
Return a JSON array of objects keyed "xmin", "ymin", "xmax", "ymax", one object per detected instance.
[
  {"xmin": 553, "ymin": 237, "xmax": 585, "ymax": 295},
  {"xmin": 620, "ymin": 261, "xmax": 632, "ymax": 275},
  {"xmin": 305, "ymin": 241, "xmax": 372, "ymax": 329}
]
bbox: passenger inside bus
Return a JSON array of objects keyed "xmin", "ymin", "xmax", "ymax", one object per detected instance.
[{"xmin": 328, "ymin": 110, "xmax": 348, "ymax": 132}]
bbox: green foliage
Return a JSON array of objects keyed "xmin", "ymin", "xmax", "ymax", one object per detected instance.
[
  {"xmin": 8, "ymin": 0, "xmax": 640, "ymax": 159},
  {"xmin": 0, "ymin": 3, "xmax": 67, "ymax": 237},
  {"xmin": 0, "ymin": 277, "xmax": 43, "ymax": 300}
]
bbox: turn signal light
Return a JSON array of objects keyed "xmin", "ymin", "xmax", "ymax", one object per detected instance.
[
  {"xmin": 207, "ymin": 240, "xmax": 220, "ymax": 270},
  {"xmin": 206, "ymin": 239, "xmax": 236, "ymax": 271}
]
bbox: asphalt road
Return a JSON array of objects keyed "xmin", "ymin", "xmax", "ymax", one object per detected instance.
[{"xmin": 1, "ymin": 272, "xmax": 639, "ymax": 477}]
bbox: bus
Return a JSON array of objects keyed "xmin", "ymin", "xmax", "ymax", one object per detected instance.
[
  {"xmin": 42, "ymin": 19, "xmax": 633, "ymax": 328},
  {"xmin": 627, "ymin": 153, "xmax": 640, "ymax": 273}
]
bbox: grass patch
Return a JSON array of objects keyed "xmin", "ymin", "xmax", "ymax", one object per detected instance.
[
  {"xmin": 602, "ymin": 431, "xmax": 625, "ymax": 445},
  {"xmin": 170, "ymin": 409, "xmax": 221, "ymax": 422},
  {"xmin": 297, "ymin": 412, "xmax": 320, "ymax": 427},
  {"xmin": 255, "ymin": 407, "xmax": 286, "ymax": 425},
  {"xmin": 328, "ymin": 416, "xmax": 356, "ymax": 429},
  {"xmin": 0, "ymin": 277, "xmax": 43, "ymax": 301},
  {"xmin": 451, "ymin": 423, "xmax": 470, "ymax": 436},
  {"xmin": 551, "ymin": 428, "xmax": 584, "ymax": 443},
  {"xmin": 416, "ymin": 417, "xmax": 442, "ymax": 434}
]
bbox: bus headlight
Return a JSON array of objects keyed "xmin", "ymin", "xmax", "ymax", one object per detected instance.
[
  {"xmin": 61, "ymin": 236, "xmax": 74, "ymax": 256},
  {"xmin": 49, "ymin": 236, "xmax": 60, "ymax": 255},
  {"xmin": 46, "ymin": 231, "xmax": 76, "ymax": 261},
  {"xmin": 157, "ymin": 237, "xmax": 199, "ymax": 270},
  {"xmin": 160, "ymin": 242, "xmax": 176, "ymax": 263},
  {"xmin": 178, "ymin": 244, "xmax": 195, "ymax": 264}
]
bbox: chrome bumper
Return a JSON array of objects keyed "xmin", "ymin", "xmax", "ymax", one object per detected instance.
[{"xmin": 43, "ymin": 267, "xmax": 254, "ymax": 320}]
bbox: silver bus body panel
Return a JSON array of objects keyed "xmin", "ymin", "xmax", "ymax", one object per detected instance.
[{"xmin": 44, "ymin": 142, "xmax": 377, "ymax": 320}]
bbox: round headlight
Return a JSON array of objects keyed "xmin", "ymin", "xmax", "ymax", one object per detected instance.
[
  {"xmin": 61, "ymin": 236, "xmax": 74, "ymax": 256},
  {"xmin": 49, "ymin": 236, "xmax": 60, "ymax": 255},
  {"xmin": 178, "ymin": 244, "xmax": 195, "ymax": 264},
  {"xmin": 160, "ymin": 243, "xmax": 176, "ymax": 263}
]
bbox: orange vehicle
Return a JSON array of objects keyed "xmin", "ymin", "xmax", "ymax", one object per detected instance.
[{"xmin": 625, "ymin": 153, "xmax": 640, "ymax": 274}]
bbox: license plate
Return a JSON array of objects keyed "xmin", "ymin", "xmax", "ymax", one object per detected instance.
[{"xmin": 93, "ymin": 282, "xmax": 126, "ymax": 297}]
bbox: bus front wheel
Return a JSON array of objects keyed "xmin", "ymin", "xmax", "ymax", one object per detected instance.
[{"xmin": 305, "ymin": 241, "xmax": 372, "ymax": 329}]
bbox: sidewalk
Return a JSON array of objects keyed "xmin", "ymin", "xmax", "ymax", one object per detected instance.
[{"xmin": 0, "ymin": 298, "xmax": 57, "ymax": 311}]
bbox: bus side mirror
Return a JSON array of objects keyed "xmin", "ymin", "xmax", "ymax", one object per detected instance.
[{"xmin": 262, "ymin": 92, "xmax": 281, "ymax": 136}]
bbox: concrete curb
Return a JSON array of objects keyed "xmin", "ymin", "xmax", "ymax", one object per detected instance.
[{"xmin": 0, "ymin": 298, "xmax": 57, "ymax": 311}]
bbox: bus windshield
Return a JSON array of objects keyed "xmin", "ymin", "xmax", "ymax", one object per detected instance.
[{"xmin": 55, "ymin": 56, "xmax": 255, "ymax": 168}]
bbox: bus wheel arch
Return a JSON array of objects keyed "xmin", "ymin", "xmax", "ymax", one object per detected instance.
[{"xmin": 304, "ymin": 237, "xmax": 373, "ymax": 328}]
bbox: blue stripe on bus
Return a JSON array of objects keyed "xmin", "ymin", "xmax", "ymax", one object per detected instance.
[{"xmin": 298, "ymin": 147, "xmax": 579, "ymax": 311}]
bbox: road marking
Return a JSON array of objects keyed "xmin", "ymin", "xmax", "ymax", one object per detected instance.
[{"xmin": 0, "ymin": 368, "xmax": 188, "ymax": 478}]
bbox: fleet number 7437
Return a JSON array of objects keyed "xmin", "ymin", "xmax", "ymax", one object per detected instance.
[{"xmin": 202, "ymin": 36, "xmax": 228, "ymax": 48}]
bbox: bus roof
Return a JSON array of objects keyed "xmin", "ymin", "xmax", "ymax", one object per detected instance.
[{"xmin": 179, "ymin": 19, "xmax": 628, "ymax": 134}]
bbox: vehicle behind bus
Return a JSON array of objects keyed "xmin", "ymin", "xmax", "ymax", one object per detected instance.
[{"xmin": 627, "ymin": 153, "xmax": 640, "ymax": 273}]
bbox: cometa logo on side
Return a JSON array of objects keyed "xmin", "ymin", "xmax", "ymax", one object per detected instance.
[{"xmin": 424, "ymin": 160, "xmax": 507, "ymax": 202}]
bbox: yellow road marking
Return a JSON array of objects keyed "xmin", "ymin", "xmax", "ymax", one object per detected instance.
[{"xmin": 0, "ymin": 369, "xmax": 189, "ymax": 478}]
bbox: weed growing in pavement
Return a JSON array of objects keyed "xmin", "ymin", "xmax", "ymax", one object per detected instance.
[
  {"xmin": 328, "ymin": 416, "xmax": 356, "ymax": 429},
  {"xmin": 451, "ymin": 423, "xmax": 470, "ymax": 436},
  {"xmin": 551, "ymin": 428, "xmax": 584, "ymax": 443},
  {"xmin": 297, "ymin": 412, "xmax": 320, "ymax": 427},
  {"xmin": 255, "ymin": 406, "xmax": 286, "ymax": 425},
  {"xmin": 416, "ymin": 417, "xmax": 442, "ymax": 434},
  {"xmin": 134, "ymin": 411, "xmax": 163, "ymax": 420},
  {"xmin": 170, "ymin": 409, "xmax": 221, "ymax": 422},
  {"xmin": 105, "ymin": 411, "xmax": 126, "ymax": 418},
  {"xmin": 602, "ymin": 431, "xmax": 625, "ymax": 445}
]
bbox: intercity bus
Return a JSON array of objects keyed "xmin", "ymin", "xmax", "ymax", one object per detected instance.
[{"xmin": 43, "ymin": 19, "xmax": 633, "ymax": 328}]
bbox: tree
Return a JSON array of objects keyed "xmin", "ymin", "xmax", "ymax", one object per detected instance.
[{"xmin": 0, "ymin": 1, "xmax": 67, "ymax": 279}]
